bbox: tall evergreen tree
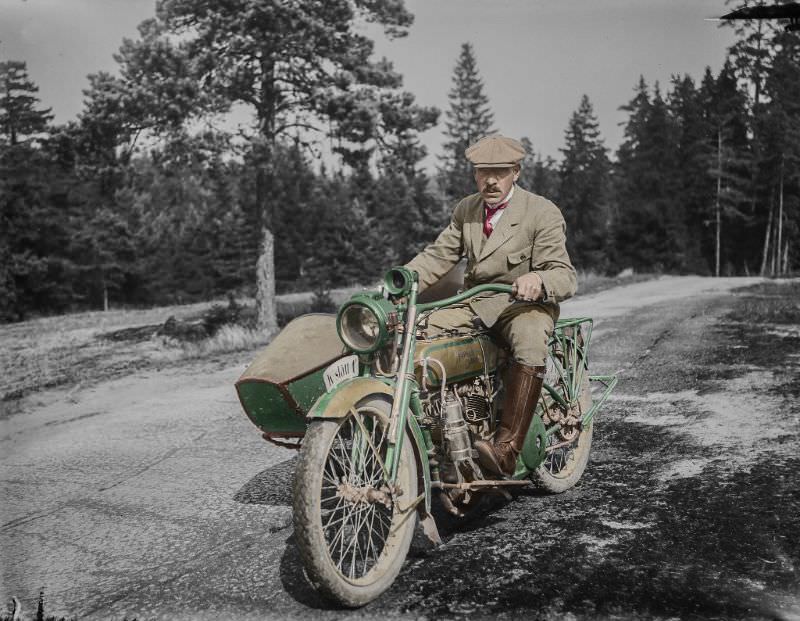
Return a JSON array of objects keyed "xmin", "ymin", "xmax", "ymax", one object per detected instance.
[
  {"xmin": 0, "ymin": 60, "xmax": 52, "ymax": 146},
  {"xmin": 97, "ymin": 0, "xmax": 437, "ymax": 331},
  {"xmin": 517, "ymin": 137, "xmax": 560, "ymax": 200},
  {"xmin": 668, "ymin": 73, "xmax": 715, "ymax": 273},
  {"xmin": 723, "ymin": 0, "xmax": 777, "ymax": 111},
  {"xmin": 376, "ymin": 119, "xmax": 446, "ymax": 265},
  {"xmin": 722, "ymin": 1, "xmax": 793, "ymax": 274},
  {"xmin": 613, "ymin": 79, "xmax": 686, "ymax": 271},
  {"xmin": 0, "ymin": 61, "xmax": 73, "ymax": 319},
  {"xmin": 557, "ymin": 95, "xmax": 612, "ymax": 271},
  {"xmin": 705, "ymin": 62, "xmax": 753, "ymax": 275},
  {"xmin": 759, "ymin": 30, "xmax": 800, "ymax": 275},
  {"xmin": 438, "ymin": 42, "xmax": 495, "ymax": 203},
  {"xmin": 303, "ymin": 174, "xmax": 383, "ymax": 289}
]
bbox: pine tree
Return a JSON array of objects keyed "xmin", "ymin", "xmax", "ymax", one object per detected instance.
[
  {"xmin": 557, "ymin": 95, "xmax": 612, "ymax": 271},
  {"xmin": 438, "ymin": 43, "xmax": 495, "ymax": 203},
  {"xmin": 97, "ymin": 0, "xmax": 436, "ymax": 331}
]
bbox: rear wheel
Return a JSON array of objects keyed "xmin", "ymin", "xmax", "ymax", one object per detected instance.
[
  {"xmin": 292, "ymin": 397, "xmax": 418, "ymax": 607},
  {"xmin": 531, "ymin": 341, "xmax": 594, "ymax": 493}
]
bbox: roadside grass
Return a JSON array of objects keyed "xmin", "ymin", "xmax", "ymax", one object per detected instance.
[
  {"xmin": 0, "ymin": 300, "xmax": 221, "ymax": 406},
  {"xmin": 0, "ymin": 273, "xmax": 654, "ymax": 409},
  {"xmin": 0, "ymin": 286, "xmax": 366, "ymax": 408},
  {"xmin": 732, "ymin": 279, "xmax": 800, "ymax": 324},
  {"xmin": 167, "ymin": 324, "xmax": 271, "ymax": 358}
]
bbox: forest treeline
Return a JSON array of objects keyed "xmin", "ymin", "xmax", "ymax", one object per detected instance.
[{"xmin": 1, "ymin": 1, "xmax": 798, "ymax": 322}]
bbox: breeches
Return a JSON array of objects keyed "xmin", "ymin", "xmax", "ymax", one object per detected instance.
[{"xmin": 423, "ymin": 303, "xmax": 555, "ymax": 366}]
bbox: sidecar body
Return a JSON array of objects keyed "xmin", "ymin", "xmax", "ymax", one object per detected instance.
[{"xmin": 235, "ymin": 314, "xmax": 345, "ymax": 444}]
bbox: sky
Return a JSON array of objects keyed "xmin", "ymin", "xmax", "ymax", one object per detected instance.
[{"xmin": 0, "ymin": 0, "xmax": 739, "ymax": 168}]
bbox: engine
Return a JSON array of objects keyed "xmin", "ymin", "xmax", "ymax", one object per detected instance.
[{"xmin": 420, "ymin": 376, "xmax": 497, "ymax": 464}]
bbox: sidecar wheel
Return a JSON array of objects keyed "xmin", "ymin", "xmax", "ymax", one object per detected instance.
[
  {"xmin": 531, "ymin": 374, "xmax": 593, "ymax": 493},
  {"xmin": 292, "ymin": 397, "xmax": 418, "ymax": 608}
]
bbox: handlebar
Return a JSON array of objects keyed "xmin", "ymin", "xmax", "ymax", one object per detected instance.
[{"xmin": 415, "ymin": 283, "xmax": 514, "ymax": 313}]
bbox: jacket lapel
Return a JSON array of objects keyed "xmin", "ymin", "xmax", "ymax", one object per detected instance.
[
  {"xmin": 478, "ymin": 186, "xmax": 524, "ymax": 261},
  {"xmin": 465, "ymin": 196, "xmax": 484, "ymax": 259}
]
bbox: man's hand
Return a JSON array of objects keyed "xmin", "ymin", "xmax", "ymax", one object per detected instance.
[{"xmin": 512, "ymin": 272, "xmax": 544, "ymax": 302}]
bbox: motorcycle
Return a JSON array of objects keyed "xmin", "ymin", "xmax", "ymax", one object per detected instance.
[{"xmin": 235, "ymin": 266, "xmax": 617, "ymax": 607}]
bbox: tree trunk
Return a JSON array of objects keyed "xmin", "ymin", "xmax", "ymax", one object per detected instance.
[
  {"xmin": 715, "ymin": 129, "xmax": 722, "ymax": 278},
  {"xmin": 256, "ymin": 227, "xmax": 278, "ymax": 334},
  {"xmin": 770, "ymin": 240, "xmax": 776, "ymax": 277},
  {"xmin": 776, "ymin": 157, "xmax": 784, "ymax": 276},
  {"xmin": 760, "ymin": 196, "xmax": 773, "ymax": 276},
  {"xmin": 782, "ymin": 241, "xmax": 789, "ymax": 276}
]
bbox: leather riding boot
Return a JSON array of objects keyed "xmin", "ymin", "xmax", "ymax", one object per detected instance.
[{"xmin": 475, "ymin": 360, "xmax": 546, "ymax": 476}]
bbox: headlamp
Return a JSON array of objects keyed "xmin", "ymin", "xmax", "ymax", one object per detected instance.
[
  {"xmin": 383, "ymin": 266, "xmax": 416, "ymax": 299},
  {"xmin": 336, "ymin": 292, "xmax": 396, "ymax": 354}
]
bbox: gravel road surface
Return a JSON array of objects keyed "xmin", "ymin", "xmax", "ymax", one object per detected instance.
[{"xmin": 2, "ymin": 276, "xmax": 798, "ymax": 620}]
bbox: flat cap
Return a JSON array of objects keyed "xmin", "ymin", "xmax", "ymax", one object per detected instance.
[{"xmin": 465, "ymin": 135, "xmax": 525, "ymax": 168}]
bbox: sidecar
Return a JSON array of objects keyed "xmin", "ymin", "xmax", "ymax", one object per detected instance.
[{"xmin": 235, "ymin": 314, "xmax": 346, "ymax": 446}]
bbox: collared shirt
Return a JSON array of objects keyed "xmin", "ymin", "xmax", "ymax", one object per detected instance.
[{"xmin": 484, "ymin": 184, "xmax": 515, "ymax": 234}]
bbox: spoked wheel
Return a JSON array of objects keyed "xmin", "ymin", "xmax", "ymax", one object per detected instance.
[
  {"xmin": 531, "ymin": 346, "xmax": 594, "ymax": 494},
  {"xmin": 292, "ymin": 396, "xmax": 418, "ymax": 607},
  {"xmin": 534, "ymin": 417, "xmax": 593, "ymax": 493}
]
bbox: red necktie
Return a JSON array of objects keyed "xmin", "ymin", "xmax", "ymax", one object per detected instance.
[{"xmin": 483, "ymin": 201, "xmax": 509, "ymax": 237}]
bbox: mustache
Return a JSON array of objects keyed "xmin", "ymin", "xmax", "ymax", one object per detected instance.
[{"xmin": 483, "ymin": 185, "xmax": 500, "ymax": 193}]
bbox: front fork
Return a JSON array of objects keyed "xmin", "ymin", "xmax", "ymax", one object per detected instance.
[{"xmin": 385, "ymin": 280, "xmax": 420, "ymax": 481}]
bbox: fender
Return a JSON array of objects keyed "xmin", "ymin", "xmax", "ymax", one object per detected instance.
[{"xmin": 306, "ymin": 376, "xmax": 432, "ymax": 513}]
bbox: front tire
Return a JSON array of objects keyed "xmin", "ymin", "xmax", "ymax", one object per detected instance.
[{"xmin": 292, "ymin": 397, "xmax": 418, "ymax": 607}]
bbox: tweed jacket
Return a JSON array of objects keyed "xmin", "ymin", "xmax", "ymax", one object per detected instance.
[{"xmin": 406, "ymin": 186, "xmax": 577, "ymax": 327}]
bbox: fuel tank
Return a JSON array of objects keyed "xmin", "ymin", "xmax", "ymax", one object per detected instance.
[{"xmin": 414, "ymin": 333, "xmax": 502, "ymax": 387}]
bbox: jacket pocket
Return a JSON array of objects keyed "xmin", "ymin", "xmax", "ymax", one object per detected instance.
[{"xmin": 507, "ymin": 248, "xmax": 531, "ymax": 267}]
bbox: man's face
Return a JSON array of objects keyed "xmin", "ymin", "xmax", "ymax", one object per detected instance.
[{"xmin": 474, "ymin": 166, "xmax": 520, "ymax": 204}]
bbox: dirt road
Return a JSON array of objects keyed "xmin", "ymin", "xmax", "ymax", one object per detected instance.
[{"xmin": 2, "ymin": 276, "xmax": 799, "ymax": 620}]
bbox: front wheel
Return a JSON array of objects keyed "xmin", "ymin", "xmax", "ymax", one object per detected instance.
[{"xmin": 292, "ymin": 397, "xmax": 418, "ymax": 607}]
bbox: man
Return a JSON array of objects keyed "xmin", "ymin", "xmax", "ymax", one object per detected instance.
[{"xmin": 406, "ymin": 134, "xmax": 577, "ymax": 477}]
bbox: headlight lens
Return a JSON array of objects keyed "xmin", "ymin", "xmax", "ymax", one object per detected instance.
[{"xmin": 339, "ymin": 304, "xmax": 382, "ymax": 352}]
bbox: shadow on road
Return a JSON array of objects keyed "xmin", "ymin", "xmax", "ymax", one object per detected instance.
[
  {"xmin": 278, "ymin": 533, "xmax": 346, "ymax": 610},
  {"xmin": 233, "ymin": 456, "xmax": 297, "ymax": 506}
]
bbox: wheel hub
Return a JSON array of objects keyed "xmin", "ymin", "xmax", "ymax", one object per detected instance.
[{"xmin": 336, "ymin": 482, "xmax": 394, "ymax": 508}]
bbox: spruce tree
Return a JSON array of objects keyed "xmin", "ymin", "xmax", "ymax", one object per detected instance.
[
  {"xmin": 0, "ymin": 62, "xmax": 74, "ymax": 319},
  {"xmin": 0, "ymin": 60, "xmax": 52, "ymax": 146},
  {"xmin": 438, "ymin": 43, "xmax": 495, "ymax": 203},
  {"xmin": 613, "ymin": 79, "xmax": 684, "ymax": 272},
  {"xmin": 377, "ymin": 118, "xmax": 445, "ymax": 264},
  {"xmin": 705, "ymin": 62, "xmax": 752, "ymax": 275},
  {"xmin": 759, "ymin": 31, "xmax": 800, "ymax": 275},
  {"xmin": 558, "ymin": 95, "xmax": 612, "ymax": 271},
  {"xmin": 517, "ymin": 136, "xmax": 560, "ymax": 200},
  {"xmin": 668, "ymin": 74, "xmax": 715, "ymax": 273},
  {"xmin": 721, "ymin": 2, "xmax": 789, "ymax": 274}
]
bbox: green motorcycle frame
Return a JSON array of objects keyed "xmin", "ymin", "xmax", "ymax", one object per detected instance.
[{"xmin": 235, "ymin": 267, "xmax": 617, "ymax": 607}]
